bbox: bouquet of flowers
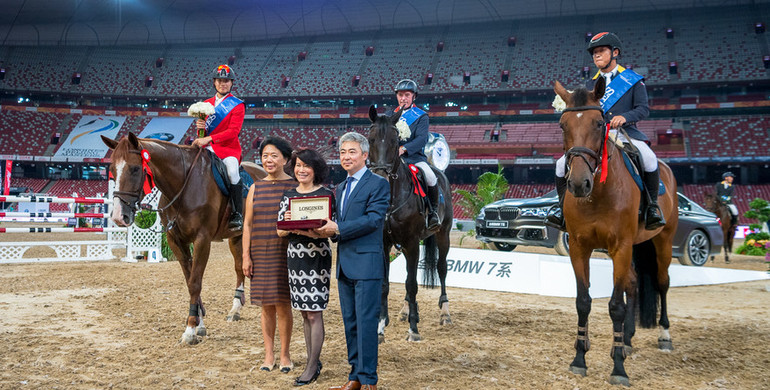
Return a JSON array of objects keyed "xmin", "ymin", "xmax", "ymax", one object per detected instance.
[
  {"xmin": 188, "ymin": 102, "xmax": 214, "ymax": 138},
  {"xmin": 188, "ymin": 102, "xmax": 214, "ymax": 120},
  {"xmin": 396, "ymin": 120, "xmax": 411, "ymax": 141},
  {"xmin": 552, "ymin": 93, "xmax": 571, "ymax": 113}
]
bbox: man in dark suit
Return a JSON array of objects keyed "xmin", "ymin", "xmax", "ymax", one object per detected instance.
[{"xmin": 315, "ymin": 132, "xmax": 390, "ymax": 390}]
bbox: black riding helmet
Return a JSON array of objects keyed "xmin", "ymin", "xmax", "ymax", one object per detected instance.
[
  {"xmin": 587, "ymin": 32, "xmax": 622, "ymax": 56},
  {"xmin": 394, "ymin": 79, "xmax": 418, "ymax": 96},
  {"xmin": 722, "ymin": 171, "xmax": 736, "ymax": 179},
  {"xmin": 213, "ymin": 64, "xmax": 236, "ymax": 80}
]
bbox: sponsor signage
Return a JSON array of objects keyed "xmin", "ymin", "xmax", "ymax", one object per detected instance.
[
  {"xmin": 54, "ymin": 116, "xmax": 127, "ymax": 159},
  {"xmin": 137, "ymin": 117, "xmax": 195, "ymax": 144}
]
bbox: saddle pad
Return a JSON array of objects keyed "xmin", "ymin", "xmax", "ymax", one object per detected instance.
[
  {"xmin": 620, "ymin": 150, "xmax": 665, "ymax": 196},
  {"xmin": 209, "ymin": 150, "xmax": 254, "ymax": 198}
]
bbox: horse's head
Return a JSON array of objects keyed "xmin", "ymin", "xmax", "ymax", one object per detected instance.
[
  {"xmin": 703, "ymin": 192, "xmax": 717, "ymax": 211},
  {"xmin": 554, "ymin": 78, "xmax": 606, "ymax": 198},
  {"xmin": 366, "ymin": 105, "xmax": 402, "ymax": 178},
  {"xmin": 102, "ymin": 132, "xmax": 145, "ymax": 226}
]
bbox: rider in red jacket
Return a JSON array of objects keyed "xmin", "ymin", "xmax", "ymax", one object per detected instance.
[{"xmin": 193, "ymin": 64, "xmax": 245, "ymax": 230}]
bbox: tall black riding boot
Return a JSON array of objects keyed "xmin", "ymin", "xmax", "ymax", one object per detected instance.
[
  {"xmin": 227, "ymin": 179, "xmax": 244, "ymax": 230},
  {"xmin": 426, "ymin": 184, "xmax": 441, "ymax": 231},
  {"xmin": 643, "ymin": 169, "xmax": 666, "ymax": 230},
  {"xmin": 545, "ymin": 176, "xmax": 568, "ymax": 231}
]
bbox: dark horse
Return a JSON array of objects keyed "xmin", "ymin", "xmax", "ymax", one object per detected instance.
[
  {"xmin": 703, "ymin": 192, "xmax": 736, "ymax": 263},
  {"xmin": 102, "ymin": 132, "xmax": 266, "ymax": 345},
  {"xmin": 554, "ymin": 79, "xmax": 679, "ymax": 386},
  {"xmin": 366, "ymin": 106, "xmax": 453, "ymax": 342}
]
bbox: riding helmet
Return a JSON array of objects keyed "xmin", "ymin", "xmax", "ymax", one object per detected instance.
[
  {"xmin": 722, "ymin": 171, "xmax": 735, "ymax": 179},
  {"xmin": 587, "ymin": 32, "xmax": 622, "ymax": 56},
  {"xmin": 394, "ymin": 79, "xmax": 418, "ymax": 95},
  {"xmin": 213, "ymin": 64, "xmax": 236, "ymax": 80}
]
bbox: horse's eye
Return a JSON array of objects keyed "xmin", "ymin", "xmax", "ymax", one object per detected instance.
[{"xmin": 130, "ymin": 166, "xmax": 141, "ymax": 174}]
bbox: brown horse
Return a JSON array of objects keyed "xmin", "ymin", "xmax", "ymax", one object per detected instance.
[
  {"xmin": 703, "ymin": 192, "xmax": 736, "ymax": 263},
  {"xmin": 102, "ymin": 132, "xmax": 266, "ymax": 345},
  {"xmin": 554, "ymin": 79, "xmax": 679, "ymax": 386}
]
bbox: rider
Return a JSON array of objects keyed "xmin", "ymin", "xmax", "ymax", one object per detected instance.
[
  {"xmin": 386, "ymin": 79, "xmax": 440, "ymax": 231},
  {"xmin": 716, "ymin": 171, "xmax": 739, "ymax": 225},
  {"xmin": 546, "ymin": 32, "xmax": 666, "ymax": 231},
  {"xmin": 193, "ymin": 64, "xmax": 245, "ymax": 230}
]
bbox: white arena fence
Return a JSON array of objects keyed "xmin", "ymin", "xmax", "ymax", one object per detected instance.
[{"xmin": 0, "ymin": 184, "xmax": 165, "ymax": 264}]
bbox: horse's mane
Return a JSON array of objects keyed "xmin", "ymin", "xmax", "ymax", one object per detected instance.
[{"xmin": 572, "ymin": 87, "xmax": 590, "ymax": 107}]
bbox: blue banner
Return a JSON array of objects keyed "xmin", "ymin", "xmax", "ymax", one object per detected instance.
[
  {"xmin": 204, "ymin": 95, "xmax": 243, "ymax": 136},
  {"xmin": 599, "ymin": 69, "xmax": 643, "ymax": 114}
]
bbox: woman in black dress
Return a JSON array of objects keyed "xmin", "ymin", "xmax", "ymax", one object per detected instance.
[{"xmin": 276, "ymin": 148, "xmax": 335, "ymax": 386}]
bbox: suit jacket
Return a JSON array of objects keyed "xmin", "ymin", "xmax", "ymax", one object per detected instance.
[
  {"xmin": 586, "ymin": 69, "xmax": 650, "ymax": 142},
  {"xmin": 204, "ymin": 94, "xmax": 244, "ymax": 160},
  {"xmin": 335, "ymin": 169, "xmax": 390, "ymax": 280},
  {"xmin": 386, "ymin": 105, "xmax": 429, "ymax": 165}
]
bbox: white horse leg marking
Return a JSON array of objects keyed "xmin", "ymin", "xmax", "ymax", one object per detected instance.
[
  {"xmin": 378, "ymin": 317, "xmax": 387, "ymax": 335},
  {"xmin": 227, "ymin": 283, "xmax": 244, "ymax": 321},
  {"xmin": 181, "ymin": 326, "xmax": 198, "ymax": 345}
]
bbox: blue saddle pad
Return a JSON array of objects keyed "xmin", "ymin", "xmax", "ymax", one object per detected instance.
[
  {"xmin": 209, "ymin": 152, "xmax": 254, "ymax": 198},
  {"xmin": 620, "ymin": 150, "xmax": 665, "ymax": 196}
]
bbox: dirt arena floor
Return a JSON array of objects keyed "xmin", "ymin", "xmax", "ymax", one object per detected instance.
[{"xmin": 1, "ymin": 229, "xmax": 768, "ymax": 389}]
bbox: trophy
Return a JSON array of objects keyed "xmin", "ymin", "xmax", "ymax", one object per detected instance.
[{"xmin": 277, "ymin": 195, "xmax": 333, "ymax": 230}]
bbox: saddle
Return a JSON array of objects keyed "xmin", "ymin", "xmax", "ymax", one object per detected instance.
[
  {"xmin": 207, "ymin": 150, "xmax": 254, "ymax": 199},
  {"xmin": 618, "ymin": 144, "xmax": 665, "ymax": 222},
  {"xmin": 407, "ymin": 163, "xmax": 445, "ymax": 220}
]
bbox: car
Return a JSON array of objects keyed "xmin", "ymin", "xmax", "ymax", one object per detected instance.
[{"xmin": 475, "ymin": 190, "xmax": 724, "ymax": 266}]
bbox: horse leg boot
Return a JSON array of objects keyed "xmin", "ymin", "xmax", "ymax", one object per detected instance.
[
  {"xmin": 643, "ymin": 169, "xmax": 666, "ymax": 230},
  {"xmin": 545, "ymin": 176, "xmax": 568, "ymax": 231},
  {"xmin": 426, "ymin": 184, "xmax": 441, "ymax": 231},
  {"xmin": 227, "ymin": 179, "xmax": 244, "ymax": 230}
]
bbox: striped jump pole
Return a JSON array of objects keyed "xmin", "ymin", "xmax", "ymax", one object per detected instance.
[
  {"xmin": 0, "ymin": 212, "xmax": 111, "ymax": 218},
  {"xmin": 0, "ymin": 227, "xmax": 127, "ymax": 233},
  {"xmin": 0, "ymin": 195, "xmax": 113, "ymax": 204}
]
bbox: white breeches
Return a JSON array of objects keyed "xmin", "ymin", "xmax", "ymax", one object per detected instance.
[
  {"xmin": 555, "ymin": 132, "xmax": 658, "ymax": 178},
  {"xmin": 207, "ymin": 146, "xmax": 240, "ymax": 184},
  {"xmin": 728, "ymin": 204, "xmax": 738, "ymax": 217},
  {"xmin": 415, "ymin": 161, "xmax": 437, "ymax": 186}
]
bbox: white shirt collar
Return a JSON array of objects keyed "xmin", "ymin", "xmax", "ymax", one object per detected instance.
[
  {"xmin": 348, "ymin": 166, "xmax": 367, "ymax": 181},
  {"xmin": 214, "ymin": 94, "xmax": 228, "ymax": 106}
]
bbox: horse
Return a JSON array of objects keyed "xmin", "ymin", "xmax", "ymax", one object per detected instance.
[
  {"xmin": 101, "ymin": 132, "xmax": 266, "ymax": 345},
  {"xmin": 554, "ymin": 79, "xmax": 679, "ymax": 386},
  {"xmin": 366, "ymin": 105, "xmax": 453, "ymax": 343},
  {"xmin": 703, "ymin": 192, "xmax": 736, "ymax": 263}
]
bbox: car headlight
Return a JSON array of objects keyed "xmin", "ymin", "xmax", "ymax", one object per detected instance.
[
  {"xmin": 477, "ymin": 207, "xmax": 486, "ymax": 219},
  {"xmin": 519, "ymin": 207, "xmax": 550, "ymax": 218}
]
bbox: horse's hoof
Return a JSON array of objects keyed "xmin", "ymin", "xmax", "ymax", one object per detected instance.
[
  {"xmin": 569, "ymin": 365, "xmax": 587, "ymax": 377},
  {"xmin": 406, "ymin": 331, "xmax": 422, "ymax": 342},
  {"xmin": 196, "ymin": 325, "xmax": 207, "ymax": 337},
  {"xmin": 609, "ymin": 375, "xmax": 630, "ymax": 387},
  {"xmin": 378, "ymin": 333, "xmax": 385, "ymax": 345},
  {"xmin": 658, "ymin": 338, "xmax": 674, "ymax": 351},
  {"xmin": 399, "ymin": 312, "xmax": 408, "ymax": 322},
  {"xmin": 624, "ymin": 345, "xmax": 633, "ymax": 356},
  {"xmin": 180, "ymin": 334, "xmax": 200, "ymax": 345},
  {"xmin": 440, "ymin": 315, "xmax": 452, "ymax": 326},
  {"xmin": 226, "ymin": 313, "xmax": 241, "ymax": 322}
]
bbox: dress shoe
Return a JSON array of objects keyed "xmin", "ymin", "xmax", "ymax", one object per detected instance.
[
  {"xmin": 328, "ymin": 380, "xmax": 361, "ymax": 390},
  {"xmin": 360, "ymin": 385, "xmax": 377, "ymax": 390},
  {"xmin": 280, "ymin": 362, "xmax": 294, "ymax": 374},
  {"xmin": 293, "ymin": 363, "xmax": 321, "ymax": 386}
]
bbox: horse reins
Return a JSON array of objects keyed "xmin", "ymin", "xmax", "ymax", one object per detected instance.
[{"xmin": 561, "ymin": 105, "xmax": 609, "ymax": 179}]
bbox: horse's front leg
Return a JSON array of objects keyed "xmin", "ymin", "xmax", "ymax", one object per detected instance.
[
  {"xmin": 378, "ymin": 242, "xmax": 393, "ymax": 344},
  {"xmin": 568, "ymin": 242, "xmax": 593, "ymax": 377},
  {"xmin": 181, "ymin": 239, "xmax": 212, "ymax": 345},
  {"xmin": 402, "ymin": 242, "xmax": 421, "ymax": 342},
  {"xmin": 226, "ymin": 235, "xmax": 245, "ymax": 321},
  {"xmin": 607, "ymin": 245, "xmax": 633, "ymax": 386},
  {"xmin": 653, "ymin": 236, "xmax": 674, "ymax": 352}
]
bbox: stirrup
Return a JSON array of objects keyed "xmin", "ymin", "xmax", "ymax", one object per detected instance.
[
  {"xmin": 228, "ymin": 214, "xmax": 243, "ymax": 230},
  {"xmin": 427, "ymin": 212, "xmax": 440, "ymax": 231},
  {"xmin": 644, "ymin": 206, "xmax": 665, "ymax": 230},
  {"xmin": 545, "ymin": 205, "xmax": 566, "ymax": 231}
]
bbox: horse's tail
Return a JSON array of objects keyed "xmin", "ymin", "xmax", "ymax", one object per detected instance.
[
  {"xmin": 633, "ymin": 239, "xmax": 659, "ymax": 329},
  {"xmin": 422, "ymin": 234, "xmax": 439, "ymax": 288}
]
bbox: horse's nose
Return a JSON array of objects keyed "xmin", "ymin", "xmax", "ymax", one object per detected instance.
[{"xmin": 567, "ymin": 178, "xmax": 592, "ymax": 198}]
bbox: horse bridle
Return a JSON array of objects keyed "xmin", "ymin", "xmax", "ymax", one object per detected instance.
[
  {"xmin": 112, "ymin": 146, "xmax": 204, "ymax": 215},
  {"xmin": 561, "ymin": 105, "xmax": 607, "ymax": 177}
]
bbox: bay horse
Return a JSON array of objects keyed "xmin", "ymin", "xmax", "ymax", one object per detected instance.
[
  {"xmin": 554, "ymin": 79, "xmax": 679, "ymax": 386},
  {"xmin": 102, "ymin": 132, "xmax": 266, "ymax": 345},
  {"xmin": 366, "ymin": 106, "xmax": 453, "ymax": 342},
  {"xmin": 703, "ymin": 192, "xmax": 736, "ymax": 263}
]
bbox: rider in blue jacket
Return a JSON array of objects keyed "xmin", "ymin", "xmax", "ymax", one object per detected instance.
[
  {"xmin": 385, "ymin": 79, "xmax": 440, "ymax": 231},
  {"xmin": 547, "ymin": 32, "xmax": 665, "ymax": 231}
]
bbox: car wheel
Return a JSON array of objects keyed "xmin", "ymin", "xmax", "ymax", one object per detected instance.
[
  {"xmin": 554, "ymin": 231, "xmax": 570, "ymax": 256},
  {"xmin": 493, "ymin": 242, "xmax": 516, "ymax": 252},
  {"xmin": 681, "ymin": 229, "xmax": 710, "ymax": 266}
]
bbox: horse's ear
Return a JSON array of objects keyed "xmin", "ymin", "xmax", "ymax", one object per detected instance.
[
  {"xmin": 592, "ymin": 76, "xmax": 605, "ymax": 102},
  {"xmin": 553, "ymin": 81, "xmax": 571, "ymax": 105},
  {"xmin": 390, "ymin": 109, "xmax": 402, "ymax": 125},
  {"xmin": 368, "ymin": 105, "xmax": 378, "ymax": 123},
  {"xmin": 101, "ymin": 135, "xmax": 118, "ymax": 150},
  {"xmin": 127, "ymin": 132, "xmax": 140, "ymax": 149}
]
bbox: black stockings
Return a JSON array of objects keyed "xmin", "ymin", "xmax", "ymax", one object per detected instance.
[{"xmin": 298, "ymin": 311, "xmax": 324, "ymax": 381}]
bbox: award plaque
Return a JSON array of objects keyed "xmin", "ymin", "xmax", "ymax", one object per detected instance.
[{"xmin": 276, "ymin": 195, "xmax": 332, "ymax": 230}]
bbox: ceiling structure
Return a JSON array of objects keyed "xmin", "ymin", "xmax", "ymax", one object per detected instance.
[{"xmin": 1, "ymin": 0, "xmax": 767, "ymax": 45}]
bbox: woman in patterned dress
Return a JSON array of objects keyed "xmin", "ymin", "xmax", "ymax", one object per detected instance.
[
  {"xmin": 277, "ymin": 148, "xmax": 335, "ymax": 386},
  {"xmin": 242, "ymin": 136, "xmax": 296, "ymax": 373}
]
